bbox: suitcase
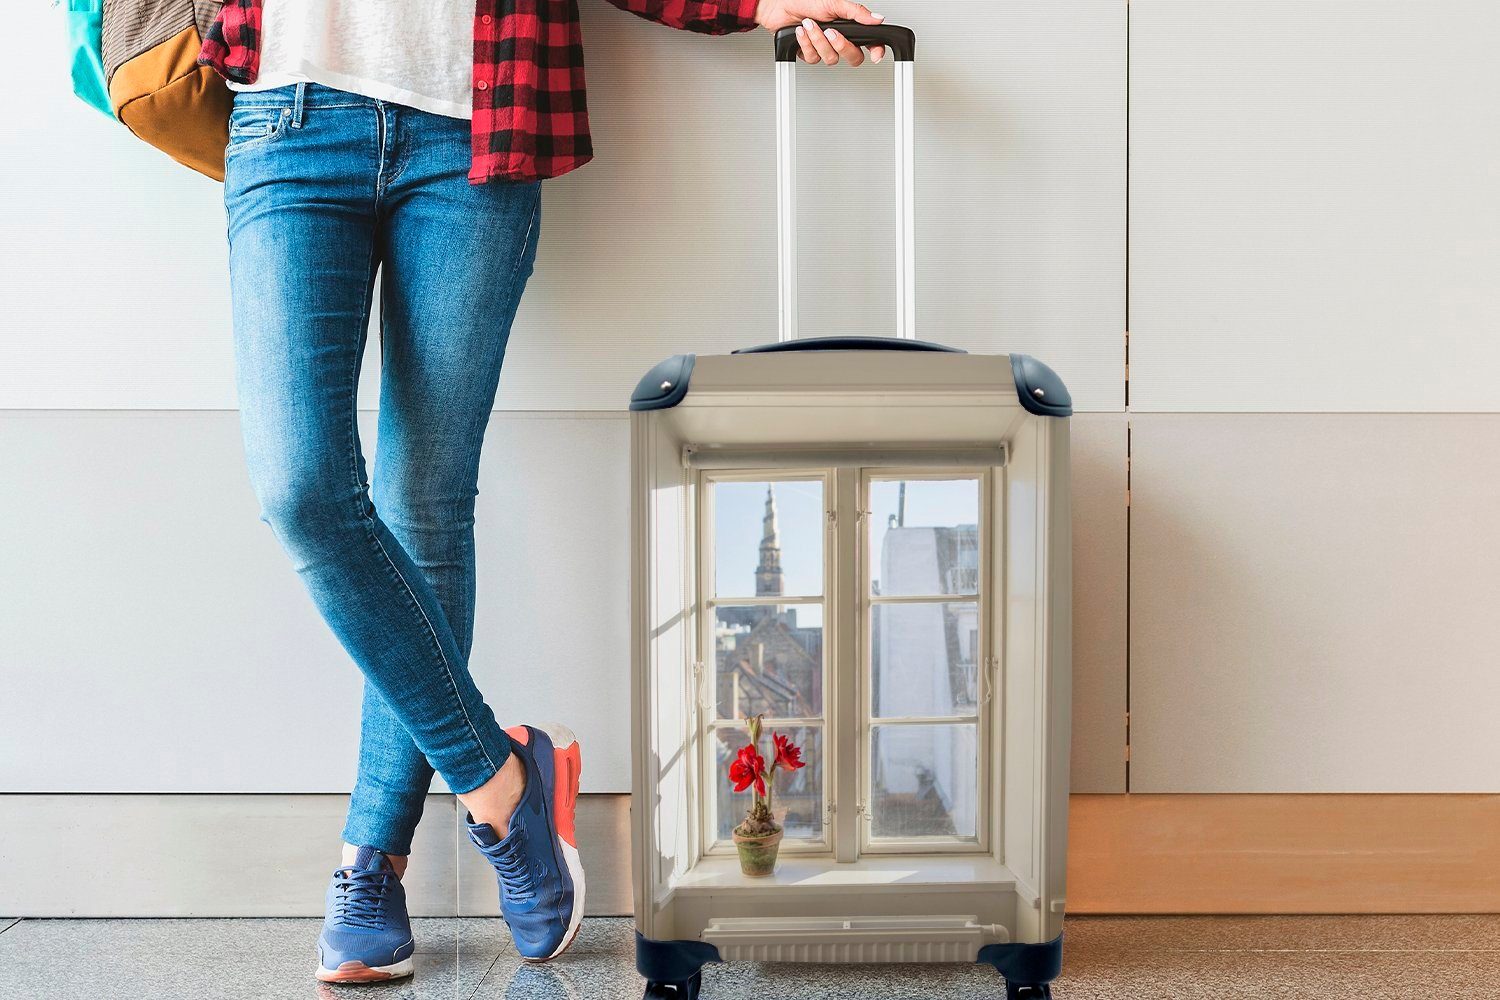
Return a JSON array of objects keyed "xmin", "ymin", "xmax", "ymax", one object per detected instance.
[{"xmin": 628, "ymin": 21, "xmax": 1072, "ymax": 999}]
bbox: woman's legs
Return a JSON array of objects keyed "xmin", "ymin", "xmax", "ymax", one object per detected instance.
[
  {"xmin": 345, "ymin": 108, "xmax": 542, "ymax": 856},
  {"xmin": 225, "ymin": 87, "xmax": 518, "ymax": 846}
]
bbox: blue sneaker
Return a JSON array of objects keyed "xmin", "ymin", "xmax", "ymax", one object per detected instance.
[
  {"xmin": 315, "ymin": 846, "xmax": 416, "ymax": 983},
  {"xmin": 466, "ymin": 723, "xmax": 585, "ymax": 962}
]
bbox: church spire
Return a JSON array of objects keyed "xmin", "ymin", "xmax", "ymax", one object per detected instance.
[{"xmin": 755, "ymin": 484, "xmax": 784, "ymax": 597}]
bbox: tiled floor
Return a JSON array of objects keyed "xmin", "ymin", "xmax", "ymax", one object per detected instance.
[{"xmin": 1, "ymin": 915, "xmax": 1498, "ymax": 999}]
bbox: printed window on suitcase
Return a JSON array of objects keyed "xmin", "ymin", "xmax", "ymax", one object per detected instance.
[{"xmin": 699, "ymin": 468, "xmax": 991, "ymax": 858}]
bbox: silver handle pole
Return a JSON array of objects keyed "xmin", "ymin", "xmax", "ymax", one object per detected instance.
[
  {"xmin": 776, "ymin": 56, "xmax": 915, "ymax": 342},
  {"xmin": 776, "ymin": 60, "xmax": 798, "ymax": 343},
  {"xmin": 894, "ymin": 60, "xmax": 915, "ymax": 339}
]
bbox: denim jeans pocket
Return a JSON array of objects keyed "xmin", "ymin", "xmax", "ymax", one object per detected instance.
[{"xmin": 226, "ymin": 106, "xmax": 292, "ymax": 154}]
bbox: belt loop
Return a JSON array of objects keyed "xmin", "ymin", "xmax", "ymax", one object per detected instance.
[{"xmin": 291, "ymin": 82, "xmax": 307, "ymax": 128}]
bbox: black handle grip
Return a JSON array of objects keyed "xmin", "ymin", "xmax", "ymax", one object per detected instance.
[
  {"xmin": 734, "ymin": 336, "xmax": 962, "ymax": 355},
  {"xmin": 774, "ymin": 20, "xmax": 915, "ymax": 62}
]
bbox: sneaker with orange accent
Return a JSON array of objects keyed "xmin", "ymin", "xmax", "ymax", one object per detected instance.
[{"xmin": 465, "ymin": 723, "xmax": 585, "ymax": 962}]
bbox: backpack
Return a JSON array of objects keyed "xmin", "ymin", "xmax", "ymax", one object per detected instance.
[{"xmin": 64, "ymin": 0, "xmax": 232, "ymax": 180}]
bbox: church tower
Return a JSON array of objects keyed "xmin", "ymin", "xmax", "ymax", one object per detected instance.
[{"xmin": 755, "ymin": 484, "xmax": 784, "ymax": 597}]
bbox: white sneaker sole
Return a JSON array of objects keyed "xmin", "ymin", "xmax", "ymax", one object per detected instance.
[{"xmin": 314, "ymin": 956, "xmax": 415, "ymax": 983}]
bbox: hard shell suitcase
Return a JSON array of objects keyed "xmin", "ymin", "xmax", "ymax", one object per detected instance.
[{"xmin": 628, "ymin": 21, "xmax": 1072, "ymax": 999}]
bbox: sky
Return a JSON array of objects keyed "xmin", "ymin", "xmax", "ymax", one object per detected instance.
[{"xmin": 713, "ymin": 477, "xmax": 979, "ymax": 598}]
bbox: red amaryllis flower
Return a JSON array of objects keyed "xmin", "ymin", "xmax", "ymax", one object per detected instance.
[
  {"xmin": 729, "ymin": 744, "xmax": 766, "ymax": 796},
  {"xmin": 772, "ymin": 733, "xmax": 805, "ymax": 771}
]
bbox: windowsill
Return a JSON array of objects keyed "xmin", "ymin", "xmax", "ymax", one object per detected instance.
[{"xmin": 671, "ymin": 854, "xmax": 1018, "ymax": 895}]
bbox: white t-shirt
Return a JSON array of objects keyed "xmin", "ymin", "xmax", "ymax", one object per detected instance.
[{"xmin": 229, "ymin": 0, "xmax": 475, "ymax": 120}]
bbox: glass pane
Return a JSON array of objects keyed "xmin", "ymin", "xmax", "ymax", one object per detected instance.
[
  {"xmin": 713, "ymin": 725, "xmax": 824, "ymax": 843},
  {"xmin": 714, "ymin": 479, "xmax": 824, "ymax": 598},
  {"xmin": 871, "ymin": 602, "xmax": 979, "ymax": 719},
  {"xmin": 868, "ymin": 478, "xmax": 980, "ymax": 597},
  {"xmin": 870, "ymin": 724, "xmax": 978, "ymax": 840},
  {"xmin": 714, "ymin": 604, "xmax": 822, "ymax": 718}
]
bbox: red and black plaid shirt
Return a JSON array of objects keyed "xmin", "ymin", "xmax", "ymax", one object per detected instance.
[{"xmin": 199, "ymin": 0, "xmax": 760, "ymax": 183}]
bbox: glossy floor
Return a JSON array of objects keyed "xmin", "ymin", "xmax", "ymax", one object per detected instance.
[{"xmin": 0, "ymin": 915, "xmax": 1496, "ymax": 999}]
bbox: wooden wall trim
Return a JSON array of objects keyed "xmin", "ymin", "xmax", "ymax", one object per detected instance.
[{"xmin": 1067, "ymin": 794, "xmax": 1500, "ymax": 914}]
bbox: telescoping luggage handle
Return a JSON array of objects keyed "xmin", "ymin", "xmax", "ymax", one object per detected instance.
[{"xmin": 773, "ymin": 20, "xmax": 918, "ymax": 343}]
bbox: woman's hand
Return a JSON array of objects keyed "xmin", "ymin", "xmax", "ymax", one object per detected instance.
[{"xmin": 754, "ymin": 0, "xmax": 888, "ymax": 66}]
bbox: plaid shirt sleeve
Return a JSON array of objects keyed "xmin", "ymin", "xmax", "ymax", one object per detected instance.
[
  {"xmin": 605, "ymin": 0, "xmax": 761, "ymax": 35},
  {"xmin": 470, "ymin": 0, "xmax": 759, "ymax": 184},
  {"xmin": 197, "ymin": 0, "xmax": 262, "ymax": 85}
]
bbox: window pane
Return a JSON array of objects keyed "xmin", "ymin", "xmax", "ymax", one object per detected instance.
[
  {"xmin": 870, "ymin": 724, "xmax": 978, "ymax": 840},
  {"xmin": 714, "ymin": 604, "xmax": 822, "ymax": 719},
  {"xmin": 713, "ymin": 725, "xmax": 824, "ymax": 843},
  {"xmin": 868, "ymin": 478, "xmax": 980, "ymax": 597},
  {"xmin": 871, "ymin": 602, "xmax": 979, "ymax": 719},
  {"xmin": 714, "ymin": 479, "xmax": 824, "ymax": 598}
]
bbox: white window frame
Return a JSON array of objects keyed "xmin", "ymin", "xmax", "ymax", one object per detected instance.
[
  {"xmin": 694, "ymin": 465, "xmax": 996, "ymax": 862},
  {"xmin": 857, "ymin": 468, "xmax": 994, "ymax": 856},
  {"xmin": 697, "ymin": 469, "xmax": 835, "ymax": 857}
]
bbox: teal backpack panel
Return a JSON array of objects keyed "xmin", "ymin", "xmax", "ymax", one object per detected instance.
[{"xmin": 65, "ymin": 0, "xmax": 114, "ymax": 119}]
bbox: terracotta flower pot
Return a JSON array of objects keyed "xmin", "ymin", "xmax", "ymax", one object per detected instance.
[{"xmin": 732, "ymin": 826, "xmax": 784, "ymax": 877}]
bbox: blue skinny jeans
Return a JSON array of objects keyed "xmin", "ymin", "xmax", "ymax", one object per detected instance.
[{"xmin": 224, "ymin": 83, "xmax": 540, "ymax": 855}]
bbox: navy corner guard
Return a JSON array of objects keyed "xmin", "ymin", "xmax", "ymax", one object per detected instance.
[
  {"xmin": 629, "ymin": 354, "xmax": 695, "ymax": 411},
  {"xmin": 1008, "ymin": 354, "xmax": 1073, "ymax": 417}
]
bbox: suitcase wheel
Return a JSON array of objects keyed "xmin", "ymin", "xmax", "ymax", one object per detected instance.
[
  {"xmin": 643, "ymin": 971, "xmax": 703, "ymax": 1000},
  {"xmin": 1006, "ymin": 984, "xmax": 1053, "ymax": 1000}
]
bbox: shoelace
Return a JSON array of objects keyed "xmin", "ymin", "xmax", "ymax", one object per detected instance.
[
  {"xmin": 330, "ymin": 866, "xmax": 394, "ymax": 930},
  {"xmin": 490, "ymin": 834, "xmax": 538, "ymax": 905}
]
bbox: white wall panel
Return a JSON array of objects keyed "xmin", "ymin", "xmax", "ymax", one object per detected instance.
[
  {"xmin": 0, "ymin": 411, "xmax": 630, "ymax": 792},
  {"xmin": 3, "ymin": 0, "xmax": 1123, "ymax": 411},
  {"xmin": 0, "ymin": 794, "xmax": 460, "ymax": 917},
  {"xmin": 1130, "ymin": 414, "xmax": 1500, "ymax": 792},
  {"xmin": 0, "ymin": 793, "xmax": 631, "ymax": 916},
  {"xmin": 1069, "ymin": 414, "xmax": 1128, "ymax": 793},
  {"xmin": 1130, "ymin": 1, "xmax": 1500, "ymax": 412}
]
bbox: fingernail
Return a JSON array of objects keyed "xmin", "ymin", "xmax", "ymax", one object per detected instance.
[
  {"xmin": 803, "ymin": 18, "xmax": 817, "ymax": 29},
  {"xmin": 795, "ymin": 24, "xmax": 806, "ymax": 36},
  {"xmin": 871, "ymin": 12, "xmax": 885, "ymax": 18},
  {"xmin": 826, "ymin": 29, "xmax": 840, "ymax": 42}
]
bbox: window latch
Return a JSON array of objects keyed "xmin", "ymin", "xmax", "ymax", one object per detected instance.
[{"xmin": 692, "ymin": 661, "xmax": 712, "ymax": 712}]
